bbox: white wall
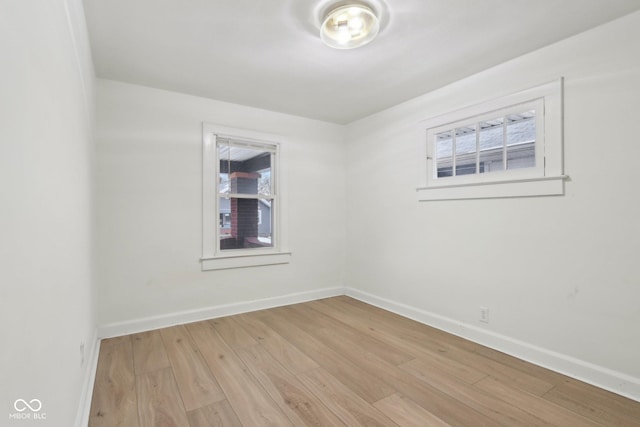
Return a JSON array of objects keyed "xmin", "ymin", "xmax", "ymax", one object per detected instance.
[
  {"xmin": 345, "ymin": 11, "xmax": 640, "ymax": 399},
  {"xmin": 0, "ymin": 0, "xmax": 97, "ymax": 426},
  {"xmin": 95, "ymin": 80, "xmax": 346, "ymax": 330}
]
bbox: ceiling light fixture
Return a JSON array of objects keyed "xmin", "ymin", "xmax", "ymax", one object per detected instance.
[{"xmin": 320, "ymin": 3, "xmax": 380, "ymax": 49}]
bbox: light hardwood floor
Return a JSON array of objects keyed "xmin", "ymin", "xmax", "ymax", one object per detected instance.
[{"xmin": 88, "ymin": 296, "xmax": 640, "ymax": 426}]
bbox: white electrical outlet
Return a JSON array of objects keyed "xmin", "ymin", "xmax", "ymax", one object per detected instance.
[
  {"xmin": 80, "ymin": 341, "xmax": 85, "ymax": 367},
  {"xmin": 480, "ymin": 306, "xmax": 489, "ymax": 323}
]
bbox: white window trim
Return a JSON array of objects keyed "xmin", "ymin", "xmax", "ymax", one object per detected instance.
[
  {"xmin": 201, "ymin": 123, "xmax": 290, "ymax": 271},
  {"xmin": 417, "ymin": 79, "xmax": 567, "ymax": 201}
]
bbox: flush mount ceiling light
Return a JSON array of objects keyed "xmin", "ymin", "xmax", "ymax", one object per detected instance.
[{"xmin": 320, "ymin": 3, "xmax": 380, "ymax": 49}]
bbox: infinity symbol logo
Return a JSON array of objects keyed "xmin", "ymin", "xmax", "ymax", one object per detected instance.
[{"xmin": 14, "ymin": 399, "xmax": 42, "ymax": 412}]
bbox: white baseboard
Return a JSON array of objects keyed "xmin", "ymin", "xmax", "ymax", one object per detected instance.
[
  {"xmin": 346, "ymin": 287, "xmax": 640, "ymax": 402},
  {"xmin": 98, "ymin": 286, "xmax": 344, "ymax": 339},
  {"xmin": 74, "ymin": 328, "xmax": 101, "ymax": 427}
]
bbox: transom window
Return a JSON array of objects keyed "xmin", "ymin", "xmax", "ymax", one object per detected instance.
[
  {"xmin": 433, "ymin": 104, "xmax": 540, "ymax": 180},
  {"xmin": 417, "ymin": 79, "xmax": 566, "ymax": 201}
]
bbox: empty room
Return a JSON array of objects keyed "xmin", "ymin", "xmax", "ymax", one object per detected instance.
[{"xmin": 3, "ymin": 0, "xmax": 640, "ymax": 426}]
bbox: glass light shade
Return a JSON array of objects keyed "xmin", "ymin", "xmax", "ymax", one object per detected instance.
[{"xmin": 321, "ymin": 4, "xmax": 379, "ymax": 49}]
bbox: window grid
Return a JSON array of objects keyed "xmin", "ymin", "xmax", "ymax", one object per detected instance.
[{"xmin": 433, "ymin": 108, "xmax": 537, "ymax": 180}]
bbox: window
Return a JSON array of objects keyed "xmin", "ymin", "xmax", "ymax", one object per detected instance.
[
  {"xmin": 435, "ymin": 107, "xmax": 537, "ymax": 178},
  {"xmin": 202, "ymin": 123, "xmax": 290, "ymax": 270},
  {"xmin": 417, "ymin": 79, "xmax": 566, "ymax": 201}
]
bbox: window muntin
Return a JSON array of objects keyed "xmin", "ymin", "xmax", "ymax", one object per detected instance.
[
  {"xmin": 216, "ymin": 139, "xmax": 276, "ymax": 252},
  {"xmin": 427, "ymin": 99, "xmax": 544, "ymax": 187},
  {"xmin": 432, "ymin": 105, "xmax": 538, "ymax": 181}
]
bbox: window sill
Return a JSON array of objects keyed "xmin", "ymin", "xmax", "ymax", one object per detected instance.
[
  {"xmin": 416, "ymin": 175, "xmax": 568, "ymax": 201},
  {"xmin": 200, "ymin": 251, "xmax": 291, "ymax": 271}
]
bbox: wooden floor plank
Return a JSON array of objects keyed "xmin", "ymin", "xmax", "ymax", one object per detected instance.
[
  {"xmin": 474, "ymin": 375, "xmax": 603, "ymax": 427},
  {"xmin": 400, "ymin": 359, "xmax": 552, "ymax": 427},
  {"xmin": 401, "ymin": 350, "xmax": 487, "ymax": 385},
  {"xmin": 296, "ymin": 367, "xmax": 399, "ymax": 427},
  {"xmin": 543, "ymin": 379, "xmax": 640, "ymax": 426},
  {"xmin": 186, "ymin": 320, "xmax": 295, "ymax": 426},
  {"xmin": 131, "ymin": 330, "xmax": 171, "ymax": 375},
  {"xmin": 472, "ymin": 344, "xmax": 572, "ymax": 386},
  {"xmin": 233, "ymin": 312, "xmax": 319, "ymax": 375},
  {"xmin": 89, "ymin": 337, "xmax": 139, "ymax": 427},
  {"xmin": 159, "ymin": 325, "xmax": 225, "ymax": 411},
  {"xmin": 209, "ymin": 316, "xmax": 258, "ymax": 349},
  {"xmin": 294, "ymin": 302, "xmax": 416, "ymax": 366},
  {"xmin": 90, "ymin": 297, "xmax": 640, "ymax": 427},
  {"xmin": 235, "ymin": 343, "xmax": 346, "ymax": 426},
  {"xmin": 336, "ymin": 296, "xmax": 479, "ymax": 349},
  {"xmin": 187, "ymin": 400, "xmax": 242, "ymax": 427},
  {"xmin": 322, "ymin": 297, "xmax": 555, "ymax": 396},
  {"xmin": 277, "ymin": 304, "xmax": 501, "ymax": 427},
  {"xmin": 373, "ymin": 393, "xmax": 451, "ymax": 427},
  {"xmin": 309, "ymin": 298, "xmax": 489, "ymax": 384},
  {"xmin": 259, "ymin": 308, "xmax": 397, "ymax": 404},
  {"xmin": 136, "ymin": 368, "xmax": 190, "ymax": 427}
]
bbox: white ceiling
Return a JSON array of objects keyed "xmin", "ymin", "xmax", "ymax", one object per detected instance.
[{"xmin": 83, "ymin": 0, "xmax": 640, "ymax": 124}]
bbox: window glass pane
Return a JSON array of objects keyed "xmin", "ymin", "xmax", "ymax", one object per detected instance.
[
  {"xmin": 455, "ymin": 127, "xmax": 476, "ymax": 176},
  {"xmin": 257, "ymin": 169, "xmax": 271, "ymax": 196},
  {"xmin": 507, "ymin": 144, "xmax": 536, "ymax": 170},
  {"xmin": 218, "ymin": 145, "xmax": 271, "ymax": 195},
  {"xmin": 506, "ymin": 111, "xmax": 535, "ymax": 170},
  {"xmin": 219, "ymin": 197, "xmax": 273, "ymax": 250},
  {"xmin": 219, "ymin": 173, "xmax": 229, "ymax": 194},
  {"xmin": 479, "ymin": 118, "xmax": 504, "ymax": 173},
  {"xmin": 436, "ymin": 131, "xmax": 453, "ymax": 177},
  {"xmin": 218, "ymin": 197, "xmax": 231, "ymax": 237}
]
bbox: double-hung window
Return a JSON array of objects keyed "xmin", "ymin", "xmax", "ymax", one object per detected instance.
[
  {"xmin": 417, "ymin": 79, "xmax": 566, "ymax": 201},
  {"xmin": 202, "ymin": 123, "xmax": 290, "ymax": 270}
]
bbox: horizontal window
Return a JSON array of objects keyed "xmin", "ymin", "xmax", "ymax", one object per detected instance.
[
  {"xmin": 434, "ymin": 109, "xmax": 537, "ymax": 179},
  {"xmin": 417, "ymin": 79, "xmax": 567, "ymax": 201}
]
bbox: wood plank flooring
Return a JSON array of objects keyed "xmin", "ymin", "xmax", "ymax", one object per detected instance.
[{"xmin": 88, "ymin": 296, "xmax": 640, "ymax": 426}]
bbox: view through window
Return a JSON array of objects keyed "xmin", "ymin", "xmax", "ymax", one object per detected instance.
[
  {"xmin": 217, "ymin": 139, "xmax": 276, "ymax": 251},
  {"xmin": 435, "ymin": 110, "xmax": 536, "ymax": 179}
]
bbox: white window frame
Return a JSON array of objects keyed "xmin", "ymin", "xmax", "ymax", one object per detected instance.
[
  {"xmin": 417, "ymin": 79, "xmax": 567, "ymax": 201},
  {"xmin": 201, "ymin": 123, "xmax": 290, "ymax": 271}
]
